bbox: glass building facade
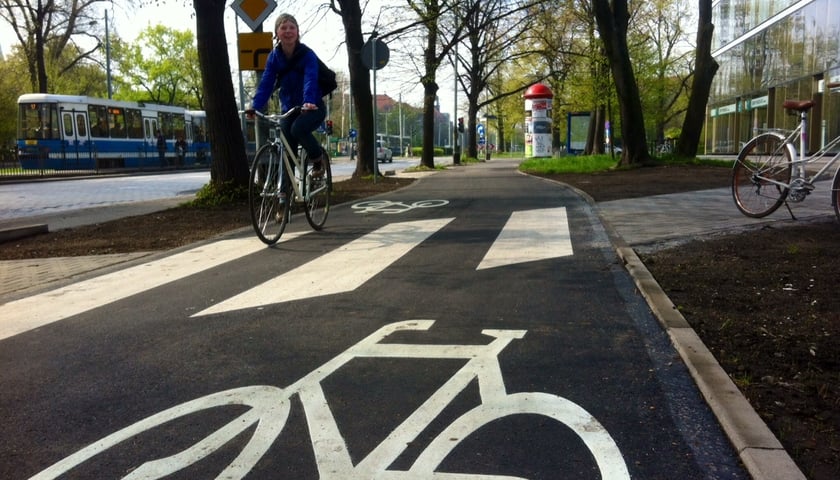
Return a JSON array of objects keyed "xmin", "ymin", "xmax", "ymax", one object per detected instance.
[{"xmin": 707, "ymin": 0, "xmax": 840, "ymax": 154}]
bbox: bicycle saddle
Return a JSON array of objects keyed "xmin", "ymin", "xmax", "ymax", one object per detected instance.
[{"xmin": 783, "ymin": 99, "xmax": 815, "ymax": 112}]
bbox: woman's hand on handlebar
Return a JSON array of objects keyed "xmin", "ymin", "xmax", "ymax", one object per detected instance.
[{"xmin": 243, "ymin": 107, "xmax": 301, "ymax": 121}]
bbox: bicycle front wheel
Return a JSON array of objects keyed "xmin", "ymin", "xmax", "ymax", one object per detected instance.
[
  {"xmin": 732, "ymin": 133, "xmax": 792, "ymax": 218},
  {"xmin": 249, "ymin": 144, "xmax": 289, "ymax": 245},
  {"xmin": 832, "ymin": 165, "xmax": 840, "ymax": 223},
  {"xmin": 303, "ymin": 149, "xmax": 332, "ymax": 230}
]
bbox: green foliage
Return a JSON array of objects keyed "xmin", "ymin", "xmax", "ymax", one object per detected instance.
[
  {"xmin": 0, "ymin": 51, "xmax": 28, "ymax": 147},
  {"xmin": 111, "ymin": 25, "xmax": 202, "ymax": 107},
  {"xmin": 190, "ymin": 180, "xmax": 248, "ymax": 207},
  {"xmin": 520, "ymin": 155, "xmax": 618, "ymax": 174},
  {"xmin": 519, "ymin": 153, "xmax": 731, "ymax": 176}
]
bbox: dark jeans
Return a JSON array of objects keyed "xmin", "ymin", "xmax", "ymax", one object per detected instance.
[{"xmin": 280, "ymin": 101, "xmax": 326, "ymax": 162}]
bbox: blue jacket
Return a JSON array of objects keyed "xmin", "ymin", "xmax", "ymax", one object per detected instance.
[{"xmin": 252, "ymin": 43, "xmax": 322, "ymax": 113}]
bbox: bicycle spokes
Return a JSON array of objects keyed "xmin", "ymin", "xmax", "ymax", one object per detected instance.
[
  {"xmin": 249, "ymin": 145, "xmax": 289, "ymax": 245},
  {"xmin": 732, "ymin": 133, "xmax": 792, "ymax": 218}
]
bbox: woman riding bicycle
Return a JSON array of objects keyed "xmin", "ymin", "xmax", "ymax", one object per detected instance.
[{"xmin": 247, "ymin": 13, "xmax": 327, "ymax": 188}]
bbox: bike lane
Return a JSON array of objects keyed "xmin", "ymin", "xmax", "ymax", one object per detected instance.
[{"xmin": 0, "ymin": 160, "xmax": 748, "ymax": 478}]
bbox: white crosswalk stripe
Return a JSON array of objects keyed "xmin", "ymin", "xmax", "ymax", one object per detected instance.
[
  {"xmin": 1, "ymin": 208, "xmax": 575, "ymax": 338},
  {"xmin": 477, "ymin": 207, "xmax": 573, "ymax": 270},
  {"xmin": 193, "ymin": 218, "xmax": 455, "ymax": 316},
  {"xmin": 0, "ymin": 234, "xmax": 306, "ymax": 341}
]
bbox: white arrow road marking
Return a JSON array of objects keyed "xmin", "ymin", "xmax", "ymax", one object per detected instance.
[
  {"xmin": 0, "ymin": 234, "xmax": 306, "ymax": 341},
  {"xmin": 194, "ymin": 218, "xmax": 455, "ymax": 317},
  {"xmin": 477, "ymin": 207, "xmax": 573, "ymax": 270}
]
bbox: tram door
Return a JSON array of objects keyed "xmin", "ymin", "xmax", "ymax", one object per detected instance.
[
  {"xmin": 144, "ymin": 116, "xmax": 159, "ymax": 161},
  {"xmin": 60, "ymin": 110, "xmax": 91, "ymax": 168}
]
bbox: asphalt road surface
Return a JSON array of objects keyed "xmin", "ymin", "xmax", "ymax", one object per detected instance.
[{"xmin": 0, "ymin": 160, "xmax": 748, "ymax": 479}]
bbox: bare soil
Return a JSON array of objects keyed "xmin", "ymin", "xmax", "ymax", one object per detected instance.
[{"xmin": 2, "ymin": 165, "xmax": 838, "ymax": 479}]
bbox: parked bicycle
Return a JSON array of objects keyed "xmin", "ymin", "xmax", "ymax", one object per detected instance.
[
  {"xmin": 246, "ymin": 108, "xmax": 332, "ymax": 245},
  {"xmin": 732, "ymin": 85, "xmax": 840, "ymax": 221}
]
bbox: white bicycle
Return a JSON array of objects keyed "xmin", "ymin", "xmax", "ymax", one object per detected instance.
[
  {"xmin": 31, "ymin": 320, "xmax": 629, "ymax": 479},
  {"xmin": 732, "ymin": 88, "xmax": 840, "ymax": 221},
  {"xmin": 247, "ymin": 108, "xmax": 332, "ymax": 245}
]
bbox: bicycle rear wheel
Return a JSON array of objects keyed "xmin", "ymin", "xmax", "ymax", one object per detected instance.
[
  {"xmin": 303, "ymin": 149, "xmax": 332, "ymax": 230},
  {"xmin": 249, "ymin": 144, "xmax": 289, "ymax": 245},
  {"xmin": 732, "ymin": 133, "xmax": 792, "ymax": 218}
]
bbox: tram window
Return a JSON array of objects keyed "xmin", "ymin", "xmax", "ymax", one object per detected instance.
[
  {"xmin": 88, "ymin": 105, "xmax": 108, "ymax": 137},
  {"xmin": 158, "ymin": 112, "xmax": 174, "ymax": 138},
  {"xmin": 126, "ymin": 109, "xmax": 143, "ymax": 138},
  {"xmin": 108, "ymin": 107, "xmax": 126, "ymax": 138},
  {"xmin": 173, "ymin": 115, "xmax": 186, "ymax": 141},
  {"xmin": 19, "ymin": 103, "xmax": 59, "ymax": 139},
  {"xmin": 62, "ymin": 113, "xmax": 73, "ymax": 136},
  {"xmin": 76, "ymin": 114, "xmax": 87, "ymax": 137},
  {"xmin": 194, "ymin": 116, "xmax": 208, "ymax": 143}
]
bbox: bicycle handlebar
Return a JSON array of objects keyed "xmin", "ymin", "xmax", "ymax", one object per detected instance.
[{"xmin": 243, "ymin": 107, "xmax": 302, "ymax": 124}]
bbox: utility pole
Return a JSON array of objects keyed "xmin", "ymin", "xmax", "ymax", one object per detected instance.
[
  {"xmin": 453, "ymin": 42, "xmax": 460, "ymax": 165},
  {"xmin": 105, "ymin": 10, "xmax": 112, "ymax": 99}
]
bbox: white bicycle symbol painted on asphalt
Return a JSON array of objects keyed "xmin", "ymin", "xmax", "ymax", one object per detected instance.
[
  {"xmin": 351, "ymin": 199, "xmax": 450, "ymax": 214},
  {"xmin": 31, "ymin": 320, "xmax": 629, "ymax": 479}
]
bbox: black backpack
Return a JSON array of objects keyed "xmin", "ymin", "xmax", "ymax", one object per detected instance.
[
  {"xmin": 316, "ymin": 58, "xmax": 338, "ymax": 98},
  {"xmin": 274, "ymin": 45, "xmax": 337, "ymax": 99}
]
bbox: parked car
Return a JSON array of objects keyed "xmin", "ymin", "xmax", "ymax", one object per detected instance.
[{"xmin": 377, "ymin": 142, "xmax": 393, "ymax": 163}]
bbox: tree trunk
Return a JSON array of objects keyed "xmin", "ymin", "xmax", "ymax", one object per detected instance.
[
  {"xmin": 419, "ymin": 13, "xmax": 439, "ymax": 170},
  {"xmin": 496, "ymin": 115, "xmax": 506, "ymax": 153},
  {"xmin": 194, "ymin": 0, "xmax": 248, "ymax": 187},
  {"xmin": 420, "ymin": 80, "xmax": 438, "ymax": 169},
  {"xmin": 592, "ymin": 0, "xmax": 652, "ymax": 166},
  {"xmin": 333, "ymin": 0, "xmax": 376, "ymax": 178},
  {"xmin": 676, "ymin": 0, "xmax": 718, "ymax": 158},
  {"xmin": 585, "ymin": 106, "xmax": 606, "ymax": 155},
  {"xmin": 36, "ymin": 25, "xmax": 47, "ymax": 92},
  {"xmin": 336, "ymin": 0, "xmax": 375, "ymax": 177},
  {"xmin": 467, "ymin": 103, "xmax": 479, "ymax": 159}
]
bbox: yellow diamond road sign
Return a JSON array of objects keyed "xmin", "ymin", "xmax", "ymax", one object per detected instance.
[{"xmin": 231, "ymin": 0, "xmax": 277, "ymax": 32}]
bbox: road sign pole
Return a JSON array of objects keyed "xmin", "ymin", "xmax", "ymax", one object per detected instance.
[{"xmin": 371, "ymin": 32, "xmax": 379, "ymax": 183}]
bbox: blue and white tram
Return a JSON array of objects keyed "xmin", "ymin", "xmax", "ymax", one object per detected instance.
[{"xmin": 16, "ymin": 93, "xmax": 212, "ymax": 170}]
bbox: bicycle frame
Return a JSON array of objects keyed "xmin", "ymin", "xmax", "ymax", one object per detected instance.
[
  {"xmin": 262, "ymin": 115, "xmax": 307, "ymax": 203},
  {"xmin": 784, "ymin": 110, "xmax": 840, "ymax": 183}
]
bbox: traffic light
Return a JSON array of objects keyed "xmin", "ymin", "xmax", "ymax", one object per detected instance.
[
  {"xmin": 325, "ymin": 120, "xmax": 334, "ymax": 135},
  {"xmin": 457, "ymin": 117, "xmax": 464, "ymax": 132}
]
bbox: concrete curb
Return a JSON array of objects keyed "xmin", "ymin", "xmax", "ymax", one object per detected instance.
[
  {"xmin": 594, "ymin": 201, "xmax": 807, "ymax": 480},
  {"xmin": 0, "ymin": 223, "xmax": 48, "ymax": 243}
]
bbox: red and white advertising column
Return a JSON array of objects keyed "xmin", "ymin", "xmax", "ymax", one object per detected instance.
[{"xmin": 524, "ymin": 83, "xmax": 554, "ymax": 158}]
